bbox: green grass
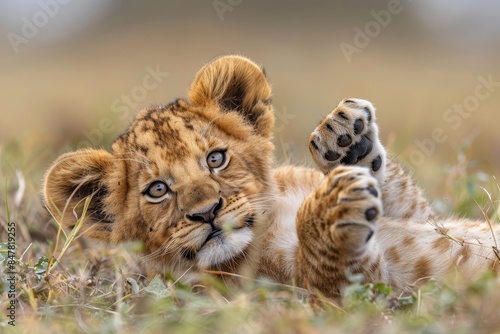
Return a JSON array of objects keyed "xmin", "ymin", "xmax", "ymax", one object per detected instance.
[{"xmin": 1, "ymin": 138, "xmax": 500, "ymax": 334}]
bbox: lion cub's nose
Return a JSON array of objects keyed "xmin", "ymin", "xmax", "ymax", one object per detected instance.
[{"xmin": 187, "ymin": 199, "xmax": 223, "ymax": 225}]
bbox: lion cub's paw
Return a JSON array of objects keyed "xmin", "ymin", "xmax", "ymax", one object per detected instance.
[
  {"xmin": 309, "ymin": 98, "xmax": 386, "ymax": 182},
  {"xmin": 318, "ymin": 166, "xmax": 382, "ymax": 255}
]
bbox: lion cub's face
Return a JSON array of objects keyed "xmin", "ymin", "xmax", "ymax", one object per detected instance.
[
  {"xmin": 43, "ymin": 56, "xmax": 275, "ymax": 271},
  {"xmin": 113, "ymin": 101, "xmax": 273, "ymax": 270}
]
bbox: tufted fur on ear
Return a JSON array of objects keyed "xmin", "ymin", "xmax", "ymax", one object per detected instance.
[
  {"xmin": 188, "ymin": 55, "xmax": 275, "ymax": 139},
  {"xmin": 43, "ymin": 149, "xmax": 126, "ymax": 242}
]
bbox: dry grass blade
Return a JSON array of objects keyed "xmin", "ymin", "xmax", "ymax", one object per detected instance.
[
  {"xmin": 0, "ymin": 180, "xmax": 12, "ymax": 260},
  {"xmin": 429, "ymin": 218, "xmax": 498, "ymax": 254},
  {"xmin": 45, "ymin": 194, "xmax": 92, "ymax": 278},
  {"xmin": 478, "ymin": 186, "xmax": 499, "ymax": 252},
  {"xmin": 428, "ymin": 219, "xmax": 464, "ymax": 246},
  {"xmin": 4, "ymin": 179, "xmax": 11, "ymax": 225},
  {"xmin": 14, "ymin": 170, "xmax": 25, "ymax": 208}
]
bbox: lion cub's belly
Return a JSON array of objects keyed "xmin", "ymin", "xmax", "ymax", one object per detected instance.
[{"xmin": 257, "ymin": 166, "xmax": 324, "ymax": 283}]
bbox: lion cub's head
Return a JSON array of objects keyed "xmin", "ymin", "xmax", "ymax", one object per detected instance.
[{"xmin": 43, "ymin": 56, "xmax": 275, "ymax": 272}]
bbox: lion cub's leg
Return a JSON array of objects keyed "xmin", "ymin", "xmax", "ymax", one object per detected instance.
[
  {"xmin": 309, "ymin": 98, "xmax": 386, "ymax": 183},
  {"xmin": 296, "ymin": 166, "xmax": 387, "ymax": 300}
]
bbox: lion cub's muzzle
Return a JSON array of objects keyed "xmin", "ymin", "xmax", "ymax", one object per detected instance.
[
  {"xmin": 177, "ymin": 178, "xmax": 223, "ymax": 228},
  {"xmin": 186, "ymin": 198, "xmax": 223, "ymax": 226}
]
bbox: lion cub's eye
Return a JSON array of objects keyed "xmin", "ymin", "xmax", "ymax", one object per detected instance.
[
  {"xmin": 145, "ymin": 181, "xmax": 169, "ymax": 202},
  {"xmin": 207, "ymin": 150, "xmax": 227, "ymax": 169}
]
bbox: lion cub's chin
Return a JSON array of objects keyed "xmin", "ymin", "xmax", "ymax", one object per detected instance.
[{"xmin": 195, "ymin": 227, "xmax": 253, "ymax": 269}]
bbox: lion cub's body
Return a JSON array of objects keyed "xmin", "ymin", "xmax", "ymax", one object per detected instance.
[
  {"xmin": 44, "ymin": 56, "xmax": 500, "ymax": 300},
  {"xmin": 266, "ymin": 163, "xmax": 499, "ymax": 295}
]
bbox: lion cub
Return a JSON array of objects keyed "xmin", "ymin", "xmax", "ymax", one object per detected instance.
[{"xmin": 44, "ymin": 56, "xmax": 499, "ymax": 300}]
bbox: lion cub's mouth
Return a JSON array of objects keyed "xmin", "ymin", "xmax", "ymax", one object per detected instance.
[
  {"xmin": 194, "ymin": 215, "xmax": 256, "ymax": 268},
  {"xmin": 205, "ymin": 228, "xmax": 223, "ymax": 242},
  {"xmin": 200, "ymin": 215, "xmax": 253, "ymax": 248},
  {"xmin": 202, "ymin": 212, "xmax": 255, "ymax": 246}
]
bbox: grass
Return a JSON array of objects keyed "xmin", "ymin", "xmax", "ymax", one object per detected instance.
[{"xmin": 1, "ymin": 136, "xmax": 500, "ymax": 334}]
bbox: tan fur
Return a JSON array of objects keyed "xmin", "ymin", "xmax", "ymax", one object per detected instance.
[{"xmin": 43, "ymin": 55, "xmax": 500, "ymax": 301}]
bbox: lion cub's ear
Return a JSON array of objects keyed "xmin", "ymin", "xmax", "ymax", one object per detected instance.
[
  {"xmin": 43, "ymin": 149, "xmax": 122, "ymax": 242},
  {"xmin": 188, "ymin": 55, "xmax": 275, "ymax": 138}
]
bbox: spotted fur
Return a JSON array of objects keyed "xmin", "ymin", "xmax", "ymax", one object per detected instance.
[{"xmin": 43, "ymin": 56, "xmax": 500, "ymax": 301}]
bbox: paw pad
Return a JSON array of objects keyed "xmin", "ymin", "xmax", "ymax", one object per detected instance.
[
  {"xmin": 367, "ymin": 186, "xmax": 378, "ymax": 198},
  {"xmin": 325, "ymin": 150, "xmax": 340, "ymax": 161},
  {"xmin": 354, "ymin": 119, "xmax": 364, "ymax": 135},
  {"xmin": 337, "ymin": 134, "xmax": 352, "ymax": 147},
  {"xmin": 340, "ymin": 136, "xmax": 373, "ymax": 165},
  {"xmin": 365, "ymin": 207, "xmax": 378, "ymax": 221},
  {"xmin": 372, "ymin": 155, "xmax": 382, "ymax": 172}
]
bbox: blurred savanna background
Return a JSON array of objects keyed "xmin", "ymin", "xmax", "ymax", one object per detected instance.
[
  {"xmin": 2, "ymin": 1, "xmax": 500, "ymax": 332},
  {"xmin": 2, "ymin": 0, "xmax": 500, "ymax": 205},
  {"xmin": 2, "ymin": 0, "xmax": 500, "ymax": 210}
]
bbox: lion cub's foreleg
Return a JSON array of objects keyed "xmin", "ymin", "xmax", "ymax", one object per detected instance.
[{"xmin": 296, "ymin": 166, "xmax": 387, "ymax": 300}]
